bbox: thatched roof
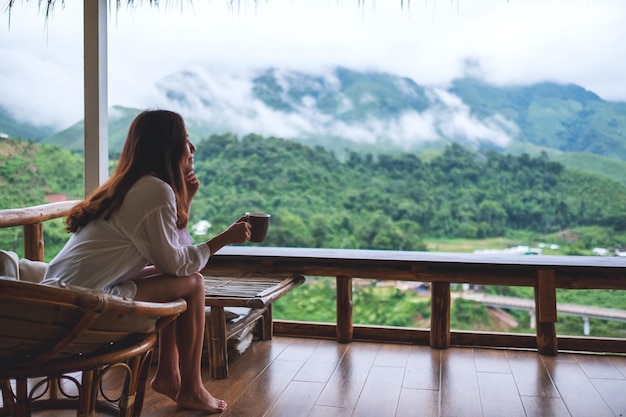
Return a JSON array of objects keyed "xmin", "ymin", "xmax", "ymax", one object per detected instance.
[
  {"xmin": 8, "ymin": 0, "xmax": 412, "ymax": 15},
  {"xmin": 7, "ymin": 0, "xmax": 160, "ymax": 15}
]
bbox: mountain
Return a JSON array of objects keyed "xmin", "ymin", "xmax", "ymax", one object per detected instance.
[
  {"xmin": 4, "ymin": 67, "xmax": 626, "ymax": 179},
  {"xmin": 251, "ymin": 67, "xmax": 431, "ymax": 121},
  {"xmin": 40, "ymin": 106, "xmax": 143, "ymax": 156},
  {"xmin": 449, "ymin": 78, "xmax": 626, "ymax": 160},
  {"xmin": 0, "ymin": 106, "xmax": 56, "ymax": 141}
]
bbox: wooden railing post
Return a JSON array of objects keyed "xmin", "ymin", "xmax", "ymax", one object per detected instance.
[
  {"xmin": 430, "ymin": 281, "xmax": 451, "ymax": 349},
  {"xmin": 23, "ymin": 223, "xmax": 44, "ymax": 261},
  {"xmin": 535, "ymin": 269, "xmax": 558, "ymax": 356},
  {"xmin": 336, "ymin": 275, "xmax": 353, "ymax": 343}
]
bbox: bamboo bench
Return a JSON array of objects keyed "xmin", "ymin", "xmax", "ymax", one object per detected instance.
[{"xmin": 202, "ymin": 273, "xmax": 305, "ymax": 379}]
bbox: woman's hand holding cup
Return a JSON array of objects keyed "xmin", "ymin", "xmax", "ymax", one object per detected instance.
[{"xmin": 225, "ymin": 215, "xmax": 251, "ymax": 244}]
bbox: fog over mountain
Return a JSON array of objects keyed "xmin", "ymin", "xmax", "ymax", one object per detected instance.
[
  {"xmin": 151, "ymin": 67, "xmax": 518, "ymax": 150},
  {"xmin": 18, "ymin": 65, "xmax": 622, "ymax": 169}
]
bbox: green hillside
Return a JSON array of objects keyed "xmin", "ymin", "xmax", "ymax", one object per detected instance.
[
  {"xmin": 2, "ymin": 134, "xmax": 626, "ymax": 260},
  {"xmin": 40, "ymin": 105, "xmax": 215, "ymax": 158},
  {"xmin": 0, "ymin": 106, "xmax": 55, "ymax": 141},
  {"xmin": 506, "ymin": 141, "xmax": 626, "ymax": 184},
  {"xmin": 192, "ymin": 134, "xmax": 626, "ymax": 251},
  {"xmin": 40, "ymin": 106, "xmax": 142, "ymax": 157},
  {"xmin": 0, "ymin": 137, "xmax": 84, "ymax": 257},
  {"xmin": 451, "ymin": 78, "xmax": 626, "ymax": 161}
]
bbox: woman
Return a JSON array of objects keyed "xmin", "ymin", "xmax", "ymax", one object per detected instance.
[{"xmin": 42, "ymin": 109, "xmax": 250, "ymax": 414}]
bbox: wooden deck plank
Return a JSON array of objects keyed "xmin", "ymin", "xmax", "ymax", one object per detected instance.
[
  {"xmin": 265, "ymin": 380, "xmax": 325, "ymax": 417},
  {"xmin": 315, "ymin": 342, "xmax": 380, "ymax": 409},
  {"xmin": 219, "ymin": 358, "xmax": 303, "ymax": 417},
  {"xmin": 373, "ymin": 343, "xmax": 411, "ymax": 368},
  {"xmin": 396, "ymin": 388, "xmax": 439, "ymax": 417},
  {"xmin": 308, "ymin": 405, "xmax": 354, "ymax": 417},
  {"xmin": 402, "ymin": 346, "xmax": 440, "ymax": 390},
  {"xmin": 440, "ymin": 348, "xmax": 482, "ymax": 417},
  {"xmin": 590, "ymin": 378, "xmax": 626, "ymax": 417},
  {"xmin": 273, "ymin": 337, "xmax": 320, "ymax": 362},
  {"xmin": 575, "ymin": 354, "xmax": 626, "ymax": 379},
  {"xmin": 507, "ymin": 350, "xmax": 561, "ymax": 397},
  {"xmin": 542, "ymin": 357, "xmax": 615, "ymax": 417},
  {"xmin": 477, "ymin": 372, "xmax": 526, "ymax": 417},
  {"xmin": 205, "ymin": 339, "xmax": 292, "ymax": 404},
  {"xmin": 6, "ymin": 337, "xmax": 626, "ymax": 417},
  {"xmin": 292, "ymin": 340, "xmax": 348, "ymax": 383},
  {"xmin": 609, "ymin": 355, "xmax": 626, "ymax": 377},
  {"xmin": 520, "ymin": 396, "xmax": 571, "ymax": 417},
  {"xmin": 352, "ymin": 365, "xmax": 404, "ymax": 417},
  {"xmin": 473, "ymin": 348, "xmax": 512, "ymax": 373}
]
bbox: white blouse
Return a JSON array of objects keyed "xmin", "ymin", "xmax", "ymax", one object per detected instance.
[{"xmin": 42, "ymin": 175, "xmax": 210, "ymax": 297}]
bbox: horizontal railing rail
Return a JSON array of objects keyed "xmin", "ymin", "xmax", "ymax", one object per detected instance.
[
  {"xmin": 0, "ymin": 200, "xmax": 79, "ymax": 261},
  {"xmin": 3, "ymin": 202, "xmax": 626, "ymax": 356}
]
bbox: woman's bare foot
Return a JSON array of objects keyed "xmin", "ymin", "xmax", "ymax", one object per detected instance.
[
  {"xmin": 176, "ymin": 388, "xmax": 227, "ymax": 414},
  {"xmin": 150, "ymin": 377, "xmax": 180, "ymax": 403}
]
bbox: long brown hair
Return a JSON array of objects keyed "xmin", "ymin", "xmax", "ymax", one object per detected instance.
[{"xmin": 66, "ymin": 109, "xmax": 190, "ymax": 232}]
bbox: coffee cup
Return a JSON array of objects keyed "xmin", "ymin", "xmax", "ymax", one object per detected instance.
[{"xmin": 246, "ymin": 212, "xmax": 271, "ymax": 242}]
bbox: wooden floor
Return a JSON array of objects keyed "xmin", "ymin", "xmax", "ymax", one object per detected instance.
[{"xmin": 14, "ymin": 336, "xmax": 626, "ymax": 417}]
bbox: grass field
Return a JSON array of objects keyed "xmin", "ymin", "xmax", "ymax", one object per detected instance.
[{"xmin": 424, "ymin": 237, "xmax": 523, "ymax": 253}]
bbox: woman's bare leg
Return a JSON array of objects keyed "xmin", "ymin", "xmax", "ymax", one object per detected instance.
[
  {"xmin": 150, "ymin": 322, "xmax": 180, "ymax": 402},
  {"xmin": 133, "ymin": 272, "xmax": 227, "ymax": 413}
]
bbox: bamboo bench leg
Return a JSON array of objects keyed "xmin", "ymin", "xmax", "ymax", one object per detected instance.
[
  {"xmin": 430, "ymin": 281, "xmax": 451, "ymax": 349},
  {"xmin": 206, "ymin": 306, "xmax": 228, "ymax": 379},
  {"xmin": 536, "ymin": 269, "xmax": 558, "ymax": 356},
  {"xmin": 259, "ymin": 304, "xmax": 273, "ymax": 341}
]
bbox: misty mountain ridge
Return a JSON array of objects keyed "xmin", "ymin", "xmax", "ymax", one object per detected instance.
[
  {"xmin": 4, "ymin": 66, "xmax": 626, "ymax": 167},
  {"xmin": 155, "ymin": 67, "xmax": 520, "ymax": 153}
]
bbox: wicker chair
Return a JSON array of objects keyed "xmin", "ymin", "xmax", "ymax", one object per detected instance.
[
  {"xmin": 0, "ymin": 202, "xmax": 187, "ymax": 417},
  {"xmin": 0, "ymin": 279, "xmax": 186, "ymax": 417}
]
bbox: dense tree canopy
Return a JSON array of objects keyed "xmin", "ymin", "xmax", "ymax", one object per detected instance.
[
  {"xmin": 2, "ymin": 134, "xmax": 626, "ymax": 259},
  {"xmin": 191, "ymin": 135, "xmax": 626, "ymax": 250}
]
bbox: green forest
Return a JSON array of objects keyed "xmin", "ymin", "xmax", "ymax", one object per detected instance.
[
  {"xmin": 2, "ymin": 134, "xmax": 626, "ymax": 337},
  {"xmin": 4, "ymin": 133, "xmax": 626, "ymax": 256}
]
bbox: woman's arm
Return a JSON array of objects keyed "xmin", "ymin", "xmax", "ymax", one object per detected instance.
[{"xmin": 205, "ymin": 215, "xmax": 251, "ymax": 255}]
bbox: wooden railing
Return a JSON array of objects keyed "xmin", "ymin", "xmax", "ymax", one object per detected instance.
[
  {"xmin": 3, "ymin": 202, "xmax": 626, "ymax": 356},
  {"xmin": 0, "ymin": 201, "xmax": 80, "ymax": 261},
  {"xmin": 207, "ymin": 247, "xmax": 626, "ymax": 356}
]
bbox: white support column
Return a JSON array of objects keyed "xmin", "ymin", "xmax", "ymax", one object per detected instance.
[
  {"xmin": 583, "ymin": 316, "xmax": 590, "ymax": 336},
  {"xmin": 529, "ymin": 310, "xmax": 536, "ymax": 330},
  {"xmin": 83, "ymin": 0, "xmax": 108, "ymax": 196}
]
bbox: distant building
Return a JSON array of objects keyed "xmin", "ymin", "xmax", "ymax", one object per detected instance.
[
  {"xmin": 192, "ymin": 220, "xmax": 212, "ymax": 235},
  {"xmin": 474, "ymin": 245, "xmax": 542, "ymax": 255},
  {"xmin": 592, "ymin": 248, "xmax": 610, "ymax": 256},
  {"xmin": 44, "ymin": 194, "xmax": 68, "ymax": 203}
]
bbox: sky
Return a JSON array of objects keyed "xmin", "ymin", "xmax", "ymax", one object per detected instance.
[{"xmin": 1, "ymin": 0, "xmax": 626, "ymax": 138}]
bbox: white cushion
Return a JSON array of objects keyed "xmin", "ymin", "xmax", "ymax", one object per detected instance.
[
  {"xmin": 0, "ymin": 250, "xmax": 19, "ymax": 280},
  {"xmin": 19, "ymin": 258, "xmax": 48, "ymax": 283}
]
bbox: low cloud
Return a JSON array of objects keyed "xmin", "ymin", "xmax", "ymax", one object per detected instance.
[
  {"xmin": 142, "ymin": 67, "xmax": 517, "ymax": 150},
  {"xmin": 1, "ymin": 0, "xmax": 625, "ymax": 135}
]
